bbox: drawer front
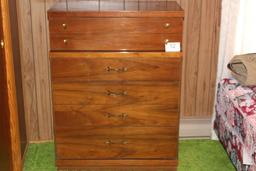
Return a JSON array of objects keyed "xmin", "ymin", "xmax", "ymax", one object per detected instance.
[
  {"xmin": 49, "ymin": 18, "xmax": 183, "ymax": 34},
  {"xmin": 55, "ymin": 127, "xmax": 178, "ymax": 159},
  {"xmin": 52, "ymin": 82, "xmax": 180, "ymax": 105},
  {"xmin": 54, "ymin": 105, "xmax": 179, "ymax": 127},
  {"xmin": 50, "ymin": 33, "xmax": 182, "ymax": 51},
  {"xmin": 51, "ymin": 56, "xmax": 181, "ymax": 82}
]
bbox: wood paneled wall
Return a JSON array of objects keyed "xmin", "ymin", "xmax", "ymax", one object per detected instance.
[
  {"xmin": 16, "ymin": 0, "xmax": 221, "ymax": 141},
  {"xmin": 181, "ymin": 0, "xmax": 221, "ymax": 118}
]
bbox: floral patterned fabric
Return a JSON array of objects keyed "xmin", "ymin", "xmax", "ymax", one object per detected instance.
[{"xmin": 214, "ymin": 78, "xmax": 256, "ymax": 171}]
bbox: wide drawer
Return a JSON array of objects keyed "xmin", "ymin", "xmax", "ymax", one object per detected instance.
[
  {"xmin": 51, "ymin": 54, "xmax": 181, "ymax": 82},
  {"xmin": 50, "ymin": 33, "xmax": 181, "ymax": 51},
  {"xmin": 49, "ymin": 18, "xmax": 183, "ymax": 34},
  {"xmin": 55, "ymin": 127, "xmax": 178, "ymax": 159},
  {"xmin": 54, "ymin": 105, "xmax": 179, "ymax": 127},
  {"xmin": 52, "ymin": 82, "xmax": 180, "ymax": 105}
]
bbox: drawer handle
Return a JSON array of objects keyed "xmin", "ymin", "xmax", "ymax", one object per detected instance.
[
  {"xmin": 105, "ymin": 140, "xmax": 128, "ymax": 145},
  {"xmin": 105, "ymin": 113, "xmax": 128, "ymax": 120},
  {"xmin": 0, "ymin": 40, "xmax": 4, "ymax": 48},
  {"xmin": 164, "ymin": 23, "xmax": 171, "ymax": 29},
  {"xmin": 62, "ymin": 23, "xmax": 67, "ymax": 29},
  {"xmin": 63, "ymin": 39, "xmax": 68, "ymax": 44},
  {"xmin": 107, "ymin": 90, "xmax": 127, "ymax": 96},
  {"xmin": 106, "ymin": 66, "xmax": 128, "ymax": 73}
]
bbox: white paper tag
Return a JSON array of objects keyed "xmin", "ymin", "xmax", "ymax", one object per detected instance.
[{"xmin": 165, "ymin": 42, "xmax": 181, "ymax": 52}]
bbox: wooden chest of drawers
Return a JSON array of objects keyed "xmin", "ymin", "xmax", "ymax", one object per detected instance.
[{"xmin": 48, "ymin": 1, "xmax": 183, "ymax": 170}]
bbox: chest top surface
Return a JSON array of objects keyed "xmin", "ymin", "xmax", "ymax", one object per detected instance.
[{"xmin": 48, "ymin": 0, "xmax": 184, "ymax": 18}]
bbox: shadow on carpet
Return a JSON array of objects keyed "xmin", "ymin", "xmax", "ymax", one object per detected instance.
[{"xmin": 23, "ymin": 140, "xmax": 235, "ymax": 171}]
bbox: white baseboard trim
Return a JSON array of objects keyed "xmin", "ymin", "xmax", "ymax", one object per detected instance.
[{"xmin": 179, "ymin": 118, "xmax": 212, "ymax": 138}]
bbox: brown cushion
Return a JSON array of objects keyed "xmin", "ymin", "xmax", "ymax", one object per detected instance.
[{"xmin": 227, "ymin": 53, "xmax": 256, "ymax": 86}]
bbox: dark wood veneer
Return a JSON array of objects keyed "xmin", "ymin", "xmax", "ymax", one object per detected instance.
[
  {"xmin": 0, "ymin": 0, "xmax": 25, "ymax": 170},
  {"xmin": 48, "ymin": 1, "xmax": 183, "ymax": 170},
  {"xmin": 52, "ymin": 82, "xmax": 180, "ymax": 105},
  {"xmin": 49, "ymin": 18, "xmax": 183, "ymax": 34},
  {"xmin": 51, "ymin": 56, "xmax": 181, "ymax": 82},
  {"xmin": 54, "ymin": 105, "xmax": 179, "ymax": 127},
  {"xmin": 50, "ymin": 33, "xmax": 182, "ymax": 51}
]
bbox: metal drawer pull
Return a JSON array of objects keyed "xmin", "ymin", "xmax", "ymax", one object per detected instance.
[
  {"xmin": 63, "ymin": 39, "xmax": 68, "ymax": 44},
  {"xmin": 105, "ymin": 140, "xmax": 128, "ymax": 145},
  {"xmin": 164, "ymin": 23, "xmax": 171, "ymax": 29},
  {"xmin": 106, "ymin": 66, "xmax": 128, "ymax": 73},
  {"xmin": 107, "ymin": 90, "xmax": 127, "ymax": 96},
  {"xmin": 119, "ymin": 113, "xmax": 128, "ymax": 119},
  {"xmin": 62, "ymin": 23, "xmax": 67, "ymax": 29},
  {"xmin": 0, "ymin": 40, "xmax": 4, "ymax": 48},
  {"xmin": 105, "ymin": 113, "xmax": 128, "ymax": 119}
]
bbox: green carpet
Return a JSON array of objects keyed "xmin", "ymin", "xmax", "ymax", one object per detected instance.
[{"xmin": 23, "ymin": 140, "xmax": 235, "ymax": 171}]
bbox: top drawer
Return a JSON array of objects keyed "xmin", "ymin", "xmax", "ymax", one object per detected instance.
[
  {"xmin": 49, "ymin": 17, "xmax": 183, "ymax": 51},
  {"xmin": 49, "ymin": 18, "xmax": 183, "ymax": 34}
]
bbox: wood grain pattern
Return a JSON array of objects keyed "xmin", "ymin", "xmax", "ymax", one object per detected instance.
[
  {"xmin": 55, "ymin": 127, "xmax": 178, "ymax": 159},
  {"xmin": 52, "ymin": 82, "xmax": 179, "ymax": 105},
  {"xmin": 8, "ymin": 0, "xmax": 28, "ymax": 158},
  {"xmin": 0, "ymin": 3, "xmax": 13, "ymax": 170},
  {"xmin": 179, "ymin": 0, "xmax": 188, "ymax": 119},
  {"xmin": 49, "ymin": 11, "xmax": 184, "ymax": 18},
  {"xmin": 196, "ymin": 0, "xmax": 218, "ymax": 116},
  {"xmin": 0, "ymin": 0, "xmax": 22, "ymax": 170},
  {"xmin": 51, "ymin": 55, "xmax": 181, "ymax": 82},
  {"xmin": 30, "ymin": 0, "xmax": 53, "ymax": 140},
  {"xmin": 181, "ymin": 0, "xmax": 202, "ymax": 117},
  {"xmin": 207, "ymin": 0, "xmax": 221, "ymax": 115},
  {"xmin": 48, "ymin": 0, "xmax": 183, "ymax": 17},
  {"xmin": 50, "ymin": 51, "xmax": 182, "ymax": 58},
  {"xmin": 16, "ymin": 0, "xmax": 221, "ymax": 140},
  {"xmin": 57, "ymin": 159, "xmax": 178, "ymax": 170},
  {"xmin": 54, "ymin": 105, "xmax": 179, "ymax": 127},
  {"xmin": 49, "ymin": 4, "xmax": 182, "ymax": 168},
  {"xmin": 56, "ymin": 137, "xmax": 177, "ymax": 159},
  {"xmin": 16, "ymin": 0, "xmax": 39, "ymax": 141},
  {"xmin": 180, "ymin": 0, "xmax": 221, "ymax": 118},
  {"xmin": 49, "ymin": 18, "xmax": 183, "ymax": 34},
  {"xmin": 46, "ymin": 0, "xmax": 61, "ymax": 61},
  {"xmin": 50, "ymin": 33, "xmax": 182, "ymax": 51}
]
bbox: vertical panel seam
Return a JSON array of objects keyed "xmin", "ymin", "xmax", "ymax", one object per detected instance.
[
  {"xmin": 28, "ymin": 0, "xmax": 40, "ymax": 141},
  {"xmin": 207, "ymin": 0, "xmax": 221, "ymax": 115},
  {"xmin": 194, "ymin": 0, "xmax": 204, "ymax": 116},
  {"xmin": 44, "ymin": 0, "xmax": 54, "ymax": 140}
]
